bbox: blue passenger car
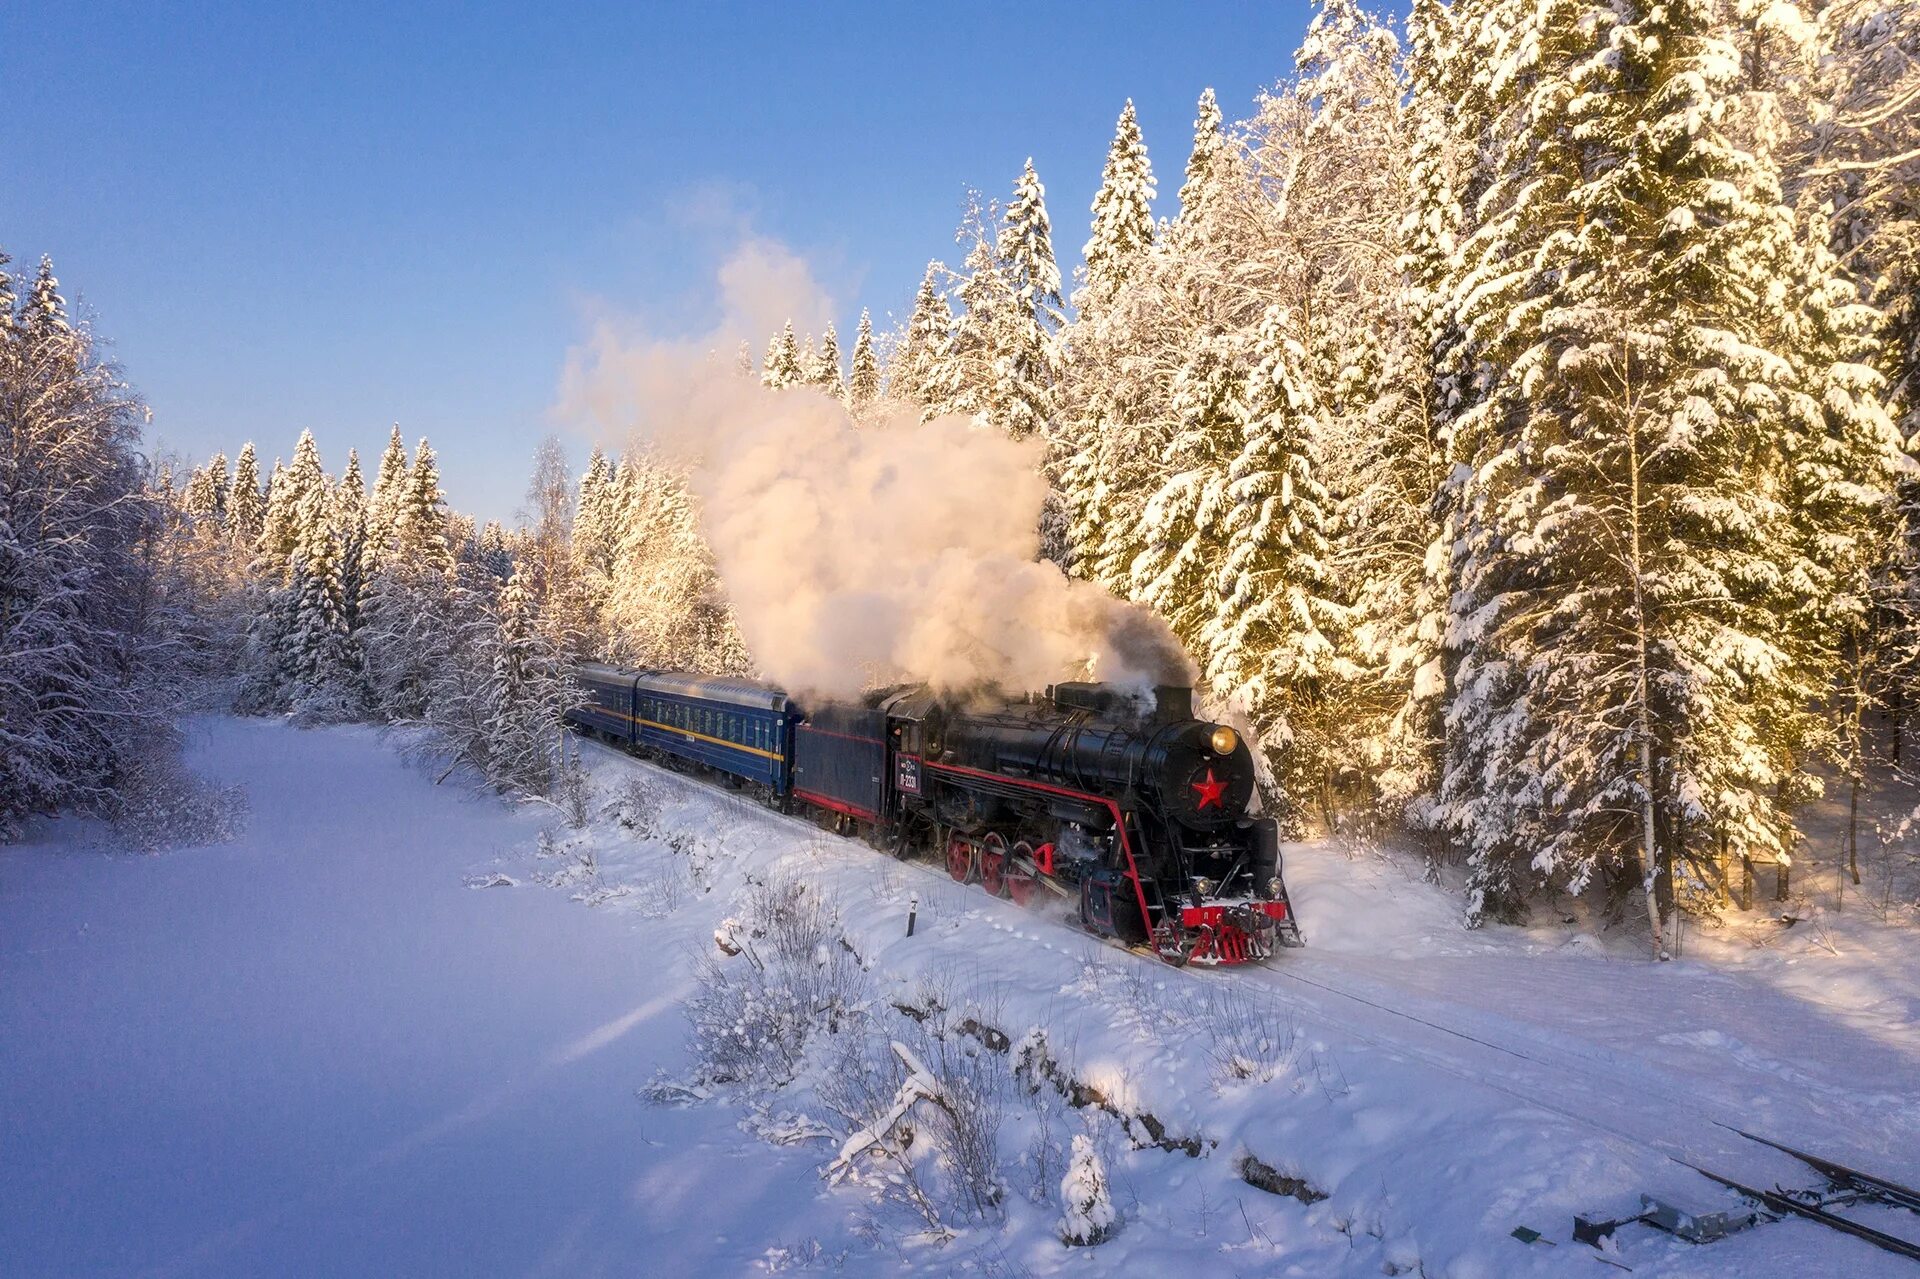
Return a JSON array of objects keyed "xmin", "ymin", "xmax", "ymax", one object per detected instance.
[
  {"xmin": 631, "ymin": 672, "xmax": 792, "ymax": 790},
  {"xmin": 568, "ymin": 662, "xmax": 642, "ymax": 742}
]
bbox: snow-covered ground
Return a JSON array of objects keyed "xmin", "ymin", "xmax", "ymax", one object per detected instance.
[{"xmin": 4, "ymin": 717, "xmax": 1919, "ymax": 1276}]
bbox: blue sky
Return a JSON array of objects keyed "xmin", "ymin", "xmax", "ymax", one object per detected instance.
[{"xmin": 3, "ymin": 1, "xmax": 1384, "ymax": 521}]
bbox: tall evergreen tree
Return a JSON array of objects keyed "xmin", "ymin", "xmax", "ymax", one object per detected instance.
[
  {"xmin": 1205, "ymin": 306, "xmax": 1348, "ymax": 823},
  {"xmin": 365, "ymin": 424, "xmax": 410, "ymax": 569},
  {"xmin": 1130, "ymin": 329, "xmax": 1249, "ymax": 648},
  {"xmin": 395, "ymin": 437, "xmax": 454, "ymax": 574},
  {"xmin": 762, "ymin": 320, "xmax": 802, "ymax": 389},
  {"xmin": 1176, "ymin": 87, "xmax": 1226, "ymax": 223},
  {"xmin": 1437, "ymin": 0, "xmax": 1900, "ymax": 941},
  {"xmin": 1082, "ymin": 101, "xmax": 1157, "ymax": 308},
  {"xmin": 849, "ymin": 309, "xmax": 882, "ymax": 409},
  {"xmin": 228, "ymin": 442, "xmax": 265, "ymax": 550},
  {"xmin": 896, "ymin": 265, "xmax": 955, "ymax": 417}
]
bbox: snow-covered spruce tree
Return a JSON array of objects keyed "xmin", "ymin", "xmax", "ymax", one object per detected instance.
[
  {"xmin": 333, "ymin": 447, "xmax": 368, "ymax": 634},
  {"xmin": 848, "ymin": 308, "xmax": 881, "ymax": 412},
  {"xmin": 1438, "ymin": 0, "xmax": 1899, "ymax": 937},
  {"xmin": 894, "ymin": 264, "xmax": 956, "ymax": 419},
  {"xmin": 227, "ymin": 442, "xmax": 265, "ymax": 553},
  {"xmin": 237, "ymin": 430, "xmax": 332, "ymax": 712},
  {"xmin": 1176, "ymin": 87, "xmax": 1226, "ymax": 223},
  {"xmin": 363, "ymin": 423, "xmax": 409, "ymax": 574},
  {"xmin": 1058, "ymin": 1134, "xmax": 1115, "ymax": 1246},
  {"xmin": 473, "ymin": 520, "xmax": 513, "ymax": 579},
  {"xmin": 0, "ymin": 251, "xmax": 175, "ymax": 838},
  {"xmin": 182, "ymin": 452, "xmax": 228, "ymax": 534},
  {"xmin": 1058, "ymin": 101, "xmax": 1167, "ymax": 588},
  {"xmin": 1130, "ymin": 329, "xmax": 1249, "ymax": 652},
  {"xmin": 395, "ymin": 437, "xmax": 455, "ymax": 574},
  {"xmin": 810, "ymin": 321, "xmax": 845, "ymax": 400},
  {"xmin": 255, "ymin": 430, "xmax": 327, "ymax": 586},
  {"xmin": 485, "ymin": 567, "xmax": 568, "ymax": 795},
  {"xmin": 1272, "ymin": 0, "xmax": 1435, "ymax": 825},
  {"xmin": 520, "ymin": 433, "xmax": 591, "ymax": 654},
  {"xmin": 1205, "ymin": 306, "xmax": 1350, "ymax": 827},
  {"xmin": 1081, "ymin": 100, "xmax": 1156, "ymax": 311},
  {"xmin": 570, "ymin": 445, "xmax": 616, "ymax": 654},
  {"xmin": 997, "ymin": 160, "xmax": 1066, "ymax": 446},
  {"xmin": 942, "ymin": 169, "xmax": 1063, "ymax": 448},
  {"xmin": 361, "ymin": 437, "xmax": 455, "ymax": 721},
  {"xmin": 284, "ymin": 529, "xmax": 361, "ymax": 722},
  {"xmin": 1798, "ymin": 2, "xmax": 1920, "ymax": 746},
  {"xmin": 600, "ymin": 451, "xmax": 749, "ymax": 674},
  {"xmin": 762, "ymin": 320, "xmax": 803, "ymax": 390}
]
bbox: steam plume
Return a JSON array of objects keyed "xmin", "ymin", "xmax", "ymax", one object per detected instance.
[{"xmin": 557, "ymin": 239, "xmax": 1191, "ymax": 701}]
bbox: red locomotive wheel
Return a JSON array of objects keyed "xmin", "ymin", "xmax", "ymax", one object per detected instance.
[
  {"xmin": 979, "ymin": 832, "xmax": 1009, "ymax": 897},
  {"xmin": 946, "ymin": 832, "xmax": 976, "ymax": 883},
  {"xmin": 1004, "ymin": 841, "xmax": 1039, "ymax": 907}
]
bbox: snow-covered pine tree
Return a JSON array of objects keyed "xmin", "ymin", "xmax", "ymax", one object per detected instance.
[
  {"xmin": 486, "ymin": 567, "xmax": 567, "ymax": 795},
  {"xmin": 1205, "ymin": 306, "xmax": 1349, "ymax": 826},
  {"xmin": 995, "ymin": 159, "xmax": 1064, "ymax": 443},
  {"xmin": 394, "ymin": 437, "xmax": 454, "ymax": 574},
  {"xmin": 1176, "ymin": 87, "xmax": 1226, "ymax": 224},
  {"xmin": 228, "ymin": 442, "xmax": 265, "ymax": 552},
  {"xmin": 1058, "ymin": 1135, "xmax": 1115, "ymax": 1246},
  {"xmin": 848, "ymin": 308, "xmax": 881, "ymax": 411},
  {"xmin": 810, "ymin": 321, "xmax": 845, "ymax": 400},
  {"xmin": 762, "ymin": 320, "xmax": 802, "ymax": 389},
  {"xmin": 1437, "ymin": 0, "xmax": 1900, "ymax": 940},
  {"xmin": 1081, "ymin": 100, "xmax": 1156, "ymax": 310},
  {"xmin": 182, "ymin": 453, "xmax": 228, "ymax": 534},
  {"xmin": 364, "ymin": 424, "xmax": 410, "ymax": 572},
  {"xmin": 333, "ymin": 446, "xmax": 369, "ymax": 638},
  {"xmin": 895, "ymin": 264, "xmax": 956, "ymax": 418},
  {"xmin": 1130, "ymin": 328, "xmax": 1249, "ymax": 651}
]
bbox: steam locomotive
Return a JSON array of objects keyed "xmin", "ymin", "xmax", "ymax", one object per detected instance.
[{"xmin": 566, "ymin": 665, "xmax": 1303, "ymax": 966}]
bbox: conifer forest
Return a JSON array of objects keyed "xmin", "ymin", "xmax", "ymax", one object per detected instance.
[{"xmin": 12, "ymin": 1, "xmax": 1918, "ymax": 943}]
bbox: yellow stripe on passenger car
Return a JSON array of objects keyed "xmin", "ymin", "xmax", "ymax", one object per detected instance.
[{"xmin": 591, "ymin": 708, "xmax": 786, "ymax": 762}]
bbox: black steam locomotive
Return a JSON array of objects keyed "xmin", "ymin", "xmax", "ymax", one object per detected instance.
[{"xmin": 567, "ymin": 667, "xmax": 1303, "ymax": 966}]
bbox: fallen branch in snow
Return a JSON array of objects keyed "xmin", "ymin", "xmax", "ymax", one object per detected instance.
[
  {"xmin": 827, "ymin": 1041, "xmax": 954, "ymax": 1181},
  {"xmin": 1014, "ymin": 1029, "xmax": 1209, "ymax": 1157}
]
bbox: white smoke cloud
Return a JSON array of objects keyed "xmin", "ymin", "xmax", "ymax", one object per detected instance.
[{"xmin": 556, "ymin": 237, "xmax": 1191, "ymax": 702}]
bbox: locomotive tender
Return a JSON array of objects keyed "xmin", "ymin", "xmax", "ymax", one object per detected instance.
[{"xmin": 567, "ymin": 664, "xmax": 1303, "ymax": 966}]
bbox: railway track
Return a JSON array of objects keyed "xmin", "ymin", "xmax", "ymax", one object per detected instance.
[{"xmin": 578, "ymin": 732, "xmax": 1920, "ymax": 1266}]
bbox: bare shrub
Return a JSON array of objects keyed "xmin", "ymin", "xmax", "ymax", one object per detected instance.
[
  {"xmin": 1204, "ymin": 986, "xmax": 1300, "ymax": 1086},
  {"xmin": 105, "ymin": 730, "xmax": 248, "ymax": 852},
  {"xmin": 684, "ymin": 877, "xmax": 870, "ymax": 1089},
  {"xmin": 611, "ymin": 772, "xmax": 665, "ymax": 838}
]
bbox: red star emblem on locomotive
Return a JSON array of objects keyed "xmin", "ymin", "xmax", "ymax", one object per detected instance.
[{"xmin": 1191, "ymin": 768, "xmax": 1227, "ymax": 810}]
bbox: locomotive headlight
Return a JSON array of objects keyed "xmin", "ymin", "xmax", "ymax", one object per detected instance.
[
  {"xmin": 1192, "ymin": 877, "xmax": 1215, "ymax": 898},
  {"xmin": 1209, "ymin": 725, "xmax": 1238, "ymax": 756}
]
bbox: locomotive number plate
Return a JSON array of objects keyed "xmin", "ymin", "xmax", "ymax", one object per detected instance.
[{"xmin": 895, "ymin": 755, "xmax": 922, "ymax": 795}]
